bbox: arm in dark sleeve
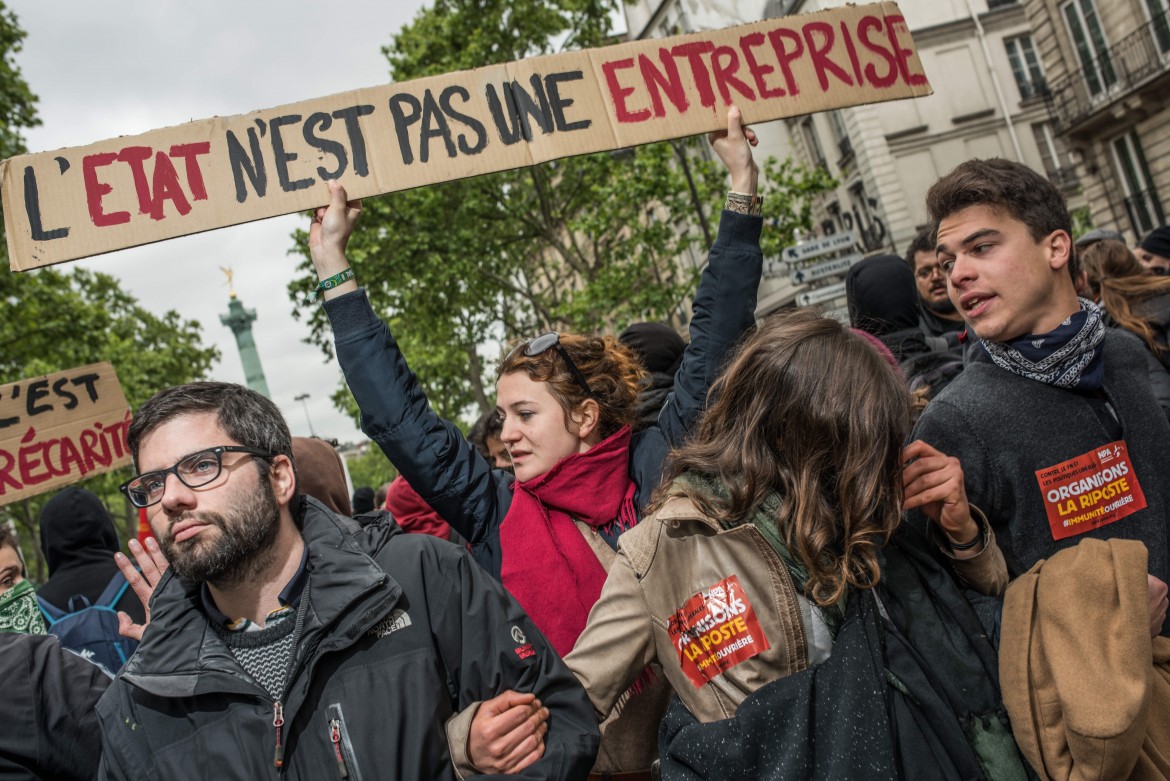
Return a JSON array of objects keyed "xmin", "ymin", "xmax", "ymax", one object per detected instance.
[
  {"xmin": 0, "ymin": 634, "xmax": 111, "ymax": 781},
  {"xmin": 657, "ymin": 210, "xmax": 763, "ymax": 446},
  {"xmin": 323, "ymin": 289, "xmax": 510, "ymax": 546},
  {"xmin": 910, "ymin": 400, "xmax": 1012, "ymax": 574},
  {"xmin": 432, "ymin": 545, "xmax": 599, "ymax": 780}
]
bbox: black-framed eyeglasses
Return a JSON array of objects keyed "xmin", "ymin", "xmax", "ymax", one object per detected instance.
[
  {"xmin": 916, "ymin": 264, "xmax": 945, "ymax": 280},
  {"xmin": 119, "ymin": 446, "xmax": 274, "ymax": 508},
  {"xmin": 517, "ymin": 332, "xmax": 594, "ymax": 397}
]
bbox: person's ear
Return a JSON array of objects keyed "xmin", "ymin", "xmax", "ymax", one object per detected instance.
[
  {"xmin": 571, "ymin": 398, "xmax": 602, "ymax": 442},
  {"xmin": 269, "ymin": 454, "xmax": 298, "ymax": 505},
  {"xmin": 1047, "ymin": 230, "xmax": 1073, "ymax": 272}
]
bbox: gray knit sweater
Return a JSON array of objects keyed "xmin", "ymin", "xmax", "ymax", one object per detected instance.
[{"xmin": 913, "ymin": 329, "xmax": 1170, "ymax": 633}]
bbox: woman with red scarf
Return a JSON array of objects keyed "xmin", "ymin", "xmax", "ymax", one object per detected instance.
[{"xmin": 310, "ymin": 108, "xmax": 764, "ymax": 778}]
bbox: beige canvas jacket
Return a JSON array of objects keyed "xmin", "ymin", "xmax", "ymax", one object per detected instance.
[{"xmin": 565, "ymin": 495, "xmax": 1008, "ymax": 724}]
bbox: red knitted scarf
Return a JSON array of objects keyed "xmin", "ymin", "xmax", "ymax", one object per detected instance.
[{"xmin": 499, "ymin": 425, "xmax": 638, "ymax": 656}]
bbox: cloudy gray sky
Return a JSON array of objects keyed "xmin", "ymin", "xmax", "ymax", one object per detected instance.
[{"xmin": 9, "ymin": 0, "xmax": 432, "ymax": 444}]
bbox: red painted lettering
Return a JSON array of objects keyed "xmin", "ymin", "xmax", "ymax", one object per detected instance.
[
  {"xmin": 0, "ymin": 449, "xmax": 18, "ymax": 495},
  {"xmin": 885, "ymin": 16, "xmax": 928, "ymax": 86},
  {"xmin": 116, "ymin": 146, "xmax": 155, "ymax": 215},
  {"xmin": 858, "ymin": 16, "xmax": 898, "ymax": 87},
  {"xmin": 148, "ymin": 152, "xmax": 192, "ymax": 220},
  {"xmin": 56, "ymin": 435, "xmax": 86, "ymax": 478},
  {"xmin": 169, "ymin": 142, "xmax": 211, "ymax": 200},
  {"xmin": 602, "ymin": 58, "xmax": 650, "ymax": 123},
  {"xmin": 838, "ymin": 21, "xmax": 864, "ymax": 86},
  {"xmin": 79, "ymin": 427, "xmax": 106, "ymax": 472},
  {"xmin": 671, "ymin": 41, "xmax": 717, "ymax": 108},
  {"xmin": 766, "ymin": 28, "xmax": 804, "ymax": 96},
  {"xmin": 17, "ymin": 427, "xmax": 50, "ymax": 487},
  {"xmin": 83, "ymin": 153, "xmax": 130, "ymax": 227},
  {"xmin": 638, "ymin": 50, "xmax": 689, "ymax": 117},
  {"xmin": 710, "ymin": 45, "xmax": 755, "ymax": 104},
  {"xmin": 740, "ymin": 32, "xmax": 786, "ymax": 99},
  {"xmin": 802, "ymin": 21, "xmax": 854, "ymax": 91}
]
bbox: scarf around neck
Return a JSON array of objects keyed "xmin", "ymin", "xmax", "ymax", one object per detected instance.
[
  {"xmin": 0, "ymin": 579, "xmax": 48, "ymax": 635},
  {"xmin": 499, "ymin": 425, "xmax": 638, "ymax": 656},
  {"xmin": 980, "ymin": 298, "xmax": 1105, "ymax": 391}
]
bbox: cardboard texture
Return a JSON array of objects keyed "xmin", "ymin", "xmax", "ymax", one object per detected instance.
[
  {"xmin": 1, "ymin": 1, "xmax": 931, "ymax": 271},
  {"xmin": 0, "ymin": 362, "xmax": 132, "ymax": 505}
]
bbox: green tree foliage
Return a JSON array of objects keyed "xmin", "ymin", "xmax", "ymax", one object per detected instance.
[
  {"xmin": 0, "ymin": 5, "xmax": 220, "ymax": 577},
  {"xmin": 0, "ymin": 1, "xmax": 37, "ymax": 164},
  {"xmin": 0, "ymin": 268, "xmax": 221, "ymax": 580},
  {"xmin": 344, "ymin": 445, "xmax": 397, "ymax": 499},
  {"xmin": 288, "ymin": 0, "xmax": 833, "ymax": 426}
]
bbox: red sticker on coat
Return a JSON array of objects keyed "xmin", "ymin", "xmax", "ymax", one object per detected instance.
[
  {"xmin": 1035, "ymin": 440, "xmax": 1147, "ymax": 541},
  {"xmin": 666, "ymin": 575, "xmax": 770, "ymax": 689}
]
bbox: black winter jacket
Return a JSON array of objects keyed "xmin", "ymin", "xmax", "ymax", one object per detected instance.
[
  {"xmin": 322, "ymin": 210, "xmax": 763, "ymax": 579},
  {"xmin": 0, "ymin": 632, "xmax": 111, "ymax": 781},
  {"xmin": 95, "ymin": 498, "xmax": 599, "ymax": 780}
]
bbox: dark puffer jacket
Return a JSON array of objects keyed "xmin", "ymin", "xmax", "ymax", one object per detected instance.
[{"xmin": 95, "ymin": 498, "xmax": 598, "ymax": 780}]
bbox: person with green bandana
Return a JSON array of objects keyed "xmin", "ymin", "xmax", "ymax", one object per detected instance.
[{"xmin": 0, "ymin": 524, "xmax": 47, "ymax": 635}]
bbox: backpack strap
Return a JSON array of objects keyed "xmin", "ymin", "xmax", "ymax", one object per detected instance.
[
  {"xmin": 97, "ymin": 570, "xmax": 131, "ymax": 608},
  {"xmin": 37, "ymin": 595, "xmax": 65, "ymax": 624}
]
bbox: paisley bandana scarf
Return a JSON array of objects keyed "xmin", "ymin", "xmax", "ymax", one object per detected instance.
[
  {"xmin": 980, "ymin": 298, "xmax": 1106, "ymax": 391},
  {"xmin": 0, "ymin": 579, "xmax": 48, "ymax": 634}
]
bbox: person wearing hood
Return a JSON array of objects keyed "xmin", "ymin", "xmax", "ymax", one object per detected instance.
[
  {"xmin": 618, "ymin": 322, "xmax": 686, "ymax": 432},
  {"xmin": 37, "ymin": 487, "xmax": 145, "ymax": 630},
  {"xmin": 846, "ymin": 254, "xmax": 967, "ymax": 405}
]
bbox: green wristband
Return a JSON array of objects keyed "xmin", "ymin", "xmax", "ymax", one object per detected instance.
[{"xmin": 306, "ymin": 268, "xmax": 355, "ymax": 305}]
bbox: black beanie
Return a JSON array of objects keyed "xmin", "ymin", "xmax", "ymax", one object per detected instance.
[
  {"xmin": 618, "ymin": 322, "xmax": 686, "ymax": 376},
  {"xmin": 1140, "ymin": 227, "xmax": 1170, "ymax": 259}
]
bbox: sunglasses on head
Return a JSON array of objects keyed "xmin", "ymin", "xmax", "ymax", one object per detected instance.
[{"xmin": 513, "ymin": 332, "xmax": 594, "ymax": 398}]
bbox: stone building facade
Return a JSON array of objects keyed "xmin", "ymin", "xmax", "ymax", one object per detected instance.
[{"xmin": 1023, "ymin": 0, "xmax": 1169, "ymax": 241}]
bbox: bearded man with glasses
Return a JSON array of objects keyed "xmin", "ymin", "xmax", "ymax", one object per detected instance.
[
  {"xmin": 96, "ymin": 381, "xmax": 597, "ymax": 780},
  {"xmin": 906, "ymin": 227, "xmax": 966, "ymax": 350}
]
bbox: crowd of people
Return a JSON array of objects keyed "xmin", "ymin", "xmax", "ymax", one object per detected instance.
[{"xmin": 2, "ymin": 105, "xmax": 1170, "ymax": 780}]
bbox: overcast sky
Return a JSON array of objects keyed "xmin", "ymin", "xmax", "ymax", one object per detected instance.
[{"xmin": 9, "ymin": 0, "xmax": 432, "ymax": 444}]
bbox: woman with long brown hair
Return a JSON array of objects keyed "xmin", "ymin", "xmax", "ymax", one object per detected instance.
[
  {"xmin": 1080, "ymin": 239, "xmax": 1170, "ymax": 366},
  {"xmin": 1079, "ymin": 239, "xmax": 1170, "ymax": 415},
  {"xmin": 564, "ymin": 308, "xmax": 1007, "ymax": 728}
]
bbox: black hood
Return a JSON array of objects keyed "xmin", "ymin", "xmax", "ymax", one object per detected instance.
[
  {"xmin": 619, "ymin": 322, "xmax": 686, "ymax": 376},
  {"xmin": 846, "ymin": 254, "xmax": 921, "ymax": 337},
  {"xmin": 39, "ymin": 487, "xmax": 120, "ymax": 574}
]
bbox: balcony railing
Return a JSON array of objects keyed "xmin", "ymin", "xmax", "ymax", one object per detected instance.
[
  {"xmin": 1044, "ymin": 11, "xmax": 1170, "ymax": 134},
  {"xmin": 1124, "ymin": 189, "xmax": 1166, "ymax": 237}
]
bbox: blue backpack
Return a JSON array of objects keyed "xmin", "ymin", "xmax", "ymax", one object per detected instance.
[{"xmin": 38, "ymin": 571, "xmax": 137, "ymax": 671}]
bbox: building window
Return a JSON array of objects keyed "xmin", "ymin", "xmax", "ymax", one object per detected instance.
[
  {"xmin": 1144, "ymin": 0, "xmax": 1170, "ymax": 54},
  {"xmin": 801, "ymin": 118, "xmax": 827, "ymax": 170},
  {"xmin": 829, "ymin": 111, "xmax": 853, "ymax": 161},
  {"xmin": 1031, "ymin": 123, "xmax": 1075, "ymax": 188},
  {"xmin": 1112, "ymin": 131, "xmax": 1165, "ymax": 236},
  {"xmin": 1004, "ymin": 35, "xmax": 1046, "ymax": 99},
  {"xmin": 1061, "ymin": 0, "xmax": 1117, "ymax": 97}
]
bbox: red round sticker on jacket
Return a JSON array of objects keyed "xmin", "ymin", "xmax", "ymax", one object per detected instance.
[{"xmin": 666, "ymin": 575, "xmax": 771, "ymax": 689}]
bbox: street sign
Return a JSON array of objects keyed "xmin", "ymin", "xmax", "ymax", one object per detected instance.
[
  {"xmin": 790, "ymin": 253, "xmax": 863, "ymax": 285},
  {"xmin": 782, "ymin": 231, "xmax": 857, "ymax": 264},
  {"xmin": 796, "ymin": 281, "xmax": 847, "ymax": 307}
]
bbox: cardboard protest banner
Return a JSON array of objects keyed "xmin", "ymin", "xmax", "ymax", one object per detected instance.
[
  {"xmin": 1, "ymin": 1, "xmax": 931, "ymax": 271},
  {"xmin": 0, "ymin": 362, "xmax": 132, "ymax": 505}
]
